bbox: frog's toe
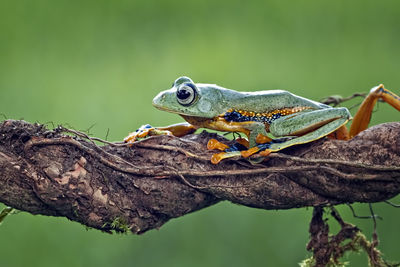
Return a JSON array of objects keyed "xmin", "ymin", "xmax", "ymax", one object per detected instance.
[
  {"xmin": 240, "ymin": 146, "xmax": 261, "ymax": 158},
  {"xmin": 241, "ymin": 142, "xmax": 273, "ymax": 158},
  {"xmin": 124, "ymin": 124, "xmax": 155, "ymax": 144},
  {"xmin": 124, "ymin": 133, "xmax": 138, "ymax": 144},
  {"xmin": 211, "ymin": 151, "xmax": 242, "ymax": 164},
  {"xmin": 207, "ymin": 139, "xmax": 230, "ymax": 151},
  {"xmin": 259, "ymin": 149, "xmax": 272, "ymax": 157}
]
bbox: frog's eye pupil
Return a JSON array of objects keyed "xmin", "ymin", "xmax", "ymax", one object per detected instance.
[
  {"xmin": 176, "ymin": 83, "xmax": 197, "ymax": 106},
  {"xmin": 177, "ymin": 88, "xmax": 191, "ymax": 100}
]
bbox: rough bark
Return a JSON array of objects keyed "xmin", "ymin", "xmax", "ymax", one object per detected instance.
[{"xmin": 0, "ymin": 119, "xmax": 399, "ymax": 234}]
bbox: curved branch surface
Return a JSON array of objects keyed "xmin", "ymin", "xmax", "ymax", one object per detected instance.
[{"xmin": 0, "ymin": 120, "xmax": 399, "ymax": 233}]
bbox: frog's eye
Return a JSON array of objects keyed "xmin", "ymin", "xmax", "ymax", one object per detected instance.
[
  {"xmin": 176, "ymin": 83, "xmax": 198, "ymax": 106},
  {"xmin": 173, "ymin": 76, "xmax": 193, "ymax": 87}
]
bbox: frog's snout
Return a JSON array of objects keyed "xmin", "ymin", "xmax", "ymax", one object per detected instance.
[
  {"xmin": 152, "ymin": 92, "xmax": 162, "ymax": 108},
  {"xmin": 152, "ymin": 89, "xmax": 175, "ymax": 112},
  {"xmin": 152, "ymin": 90, "xmax": 168, "ymax": 107}
]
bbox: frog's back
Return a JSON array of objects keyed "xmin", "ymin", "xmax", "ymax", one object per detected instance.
[{"xmin": 220, "ymin": 88, "xmax": 330, "ymax": 113}]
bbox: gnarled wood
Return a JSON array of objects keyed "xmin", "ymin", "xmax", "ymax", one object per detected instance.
[{"xmin": 0, "ymin": 119, "xmax": 399, "ymax": 234}]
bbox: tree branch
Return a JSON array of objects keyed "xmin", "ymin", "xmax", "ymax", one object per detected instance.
[{"xmin": 0, "ymin": 119, "xmax": 399, "ymax": 234}]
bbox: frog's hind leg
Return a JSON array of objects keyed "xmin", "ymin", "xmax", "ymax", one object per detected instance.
[
  {"xmin": 209, "ymin": 108, "xmax": 351, "ymax": 163},
  {"xmin": 265, "ymin": 107, "xmax": 351, "ymax": 152},
  {"xmin": 349, "ymin": 84, "xmax": 400, "ymax": 138}
]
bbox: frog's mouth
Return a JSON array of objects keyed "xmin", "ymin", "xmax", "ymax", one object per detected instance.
[
  {"xmin": 152, "ymin": 102, "xmax": 182, "ymax": 114},
  {"xmin": 153, "ymin": 103, "xmax": 203, "ymax": 117}
]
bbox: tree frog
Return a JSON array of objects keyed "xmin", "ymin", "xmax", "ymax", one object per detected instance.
[{"xmin": 125, "ymin": 77, "xmax": 400, "ymax": 164}]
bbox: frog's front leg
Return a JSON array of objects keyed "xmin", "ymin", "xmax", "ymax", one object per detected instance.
[{"xmin": 124, "ymin": 122, "xmax": 197, "ymax": 143}]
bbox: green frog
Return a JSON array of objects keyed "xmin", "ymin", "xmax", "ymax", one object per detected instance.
[{"xmin": 125, "ymin": 76, "xmax": 400, "ymax": 164}]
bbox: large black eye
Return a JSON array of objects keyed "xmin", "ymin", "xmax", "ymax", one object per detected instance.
[{"xmin": 176, "ymin": 83, "xmax": 197, "ymax": 106}]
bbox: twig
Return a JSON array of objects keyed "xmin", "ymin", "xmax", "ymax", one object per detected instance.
[{"xmin": 320, "ymin": 92, "xmax": 367, "ymax": 106}]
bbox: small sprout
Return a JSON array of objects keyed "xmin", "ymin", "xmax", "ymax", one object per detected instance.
[{"xmin": 102, "ymin": 217, "xmax": 131, "ymax": 234}]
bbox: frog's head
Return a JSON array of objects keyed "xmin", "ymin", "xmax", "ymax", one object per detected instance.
[{"xmin": 152, "ymin": 76, "xmax": 224, "ymax": 118}]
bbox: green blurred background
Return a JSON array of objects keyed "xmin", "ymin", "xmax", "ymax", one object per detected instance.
[{"xmin": 1, "ymin": 0, "xmax": 400, "ymax": 266}]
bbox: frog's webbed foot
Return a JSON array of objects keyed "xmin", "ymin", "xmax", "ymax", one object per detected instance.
[
  {"xmin": 124, "ymin": 124, "xmax": 172, "ymax": 144},
  {"xmin": 207, "ymin": 138, "xmax": 249, "ymax": 164},
  {"xmin": 207, "ymin": 137, "xmax": 293, "ymax": 164}
]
